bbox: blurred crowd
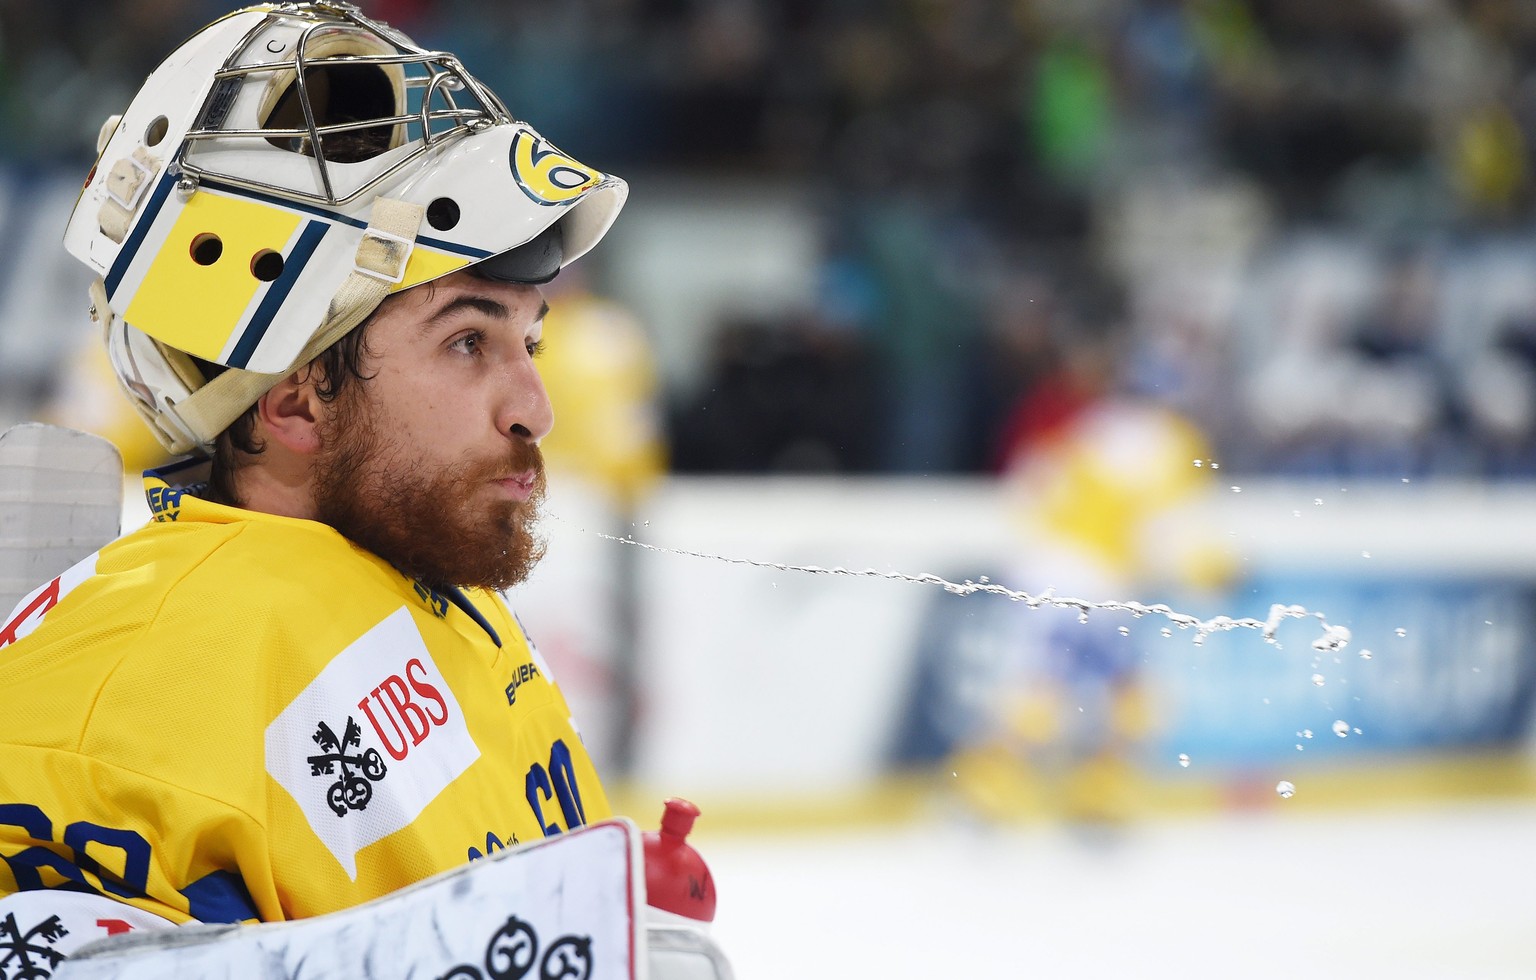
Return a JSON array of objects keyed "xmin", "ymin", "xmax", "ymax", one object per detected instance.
[{"xmin": 5, "ymin": 0, "xmax": 1536, "ymax": 479}]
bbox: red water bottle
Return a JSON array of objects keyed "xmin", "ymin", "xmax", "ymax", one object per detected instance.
[{"xmin": 642, "ymin": 798, "xmax": 716, "ymax": 922}]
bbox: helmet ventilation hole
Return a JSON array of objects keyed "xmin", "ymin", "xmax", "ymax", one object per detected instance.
[
  {"xmin": 427, "ymin": 197, "xmax": 460, "ymax": 230},
  {"xmin": 251, "ymin": 249, "xmax": 285, "ymax": 282},
  {"xmin": 145, "ymin": 116, "xmax": 169, "ymax": 147},
  {"xmin": 190, "ymin": 234, "xmax": 223, "ymax": 265}
]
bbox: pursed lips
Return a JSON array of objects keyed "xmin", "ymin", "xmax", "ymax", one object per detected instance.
[{"xmin": 492, "ymin": 472, "xmax": 537, "ymax": 501}]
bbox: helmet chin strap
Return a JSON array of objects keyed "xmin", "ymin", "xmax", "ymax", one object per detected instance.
[{"xmin": 103, "ymin": 195, "xmax": 425, "ymax": 458}]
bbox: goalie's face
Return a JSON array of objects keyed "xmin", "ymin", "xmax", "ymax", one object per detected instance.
[{"xmin": 308, "ymin": 269, "xmax": 554, "ymax": 592}]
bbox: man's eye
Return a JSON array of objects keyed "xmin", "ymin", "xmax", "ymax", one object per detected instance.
[
  {"xmin": 526, "ymin": 339, "xmax": 546, "ymax": 358},
  {"xmin": 451, "ymin": 331, "xmax": 483, "ymax": 355}
]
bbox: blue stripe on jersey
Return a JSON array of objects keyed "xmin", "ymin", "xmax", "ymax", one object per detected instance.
[
  {"xmin": 446, "ymin": 587, "xmax": 502, "ymax": 648},
  {"xmin": 181, "ymin": 869, "xmax": 259, "ymax": 923}
]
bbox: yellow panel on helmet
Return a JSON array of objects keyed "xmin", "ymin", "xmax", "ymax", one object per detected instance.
[
  {"xmin": 125, "ymin": 191, "xmax": 303, "ymax": 363},
  {"xmin": 390, "ymin": 243, "xmax": 472, "ymax": 294}
]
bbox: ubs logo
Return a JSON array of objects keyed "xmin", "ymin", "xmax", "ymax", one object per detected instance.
[
  {"xmin": 357, "ymin": 657, "xmax": 451, "ymax": 762},
  {"xmin": 307, "ymin": 716, "xmax": 388, "ymax": 816},
  {"xmin": 265, "ymin": 608, "xmax": 480, "ymax": 880}
]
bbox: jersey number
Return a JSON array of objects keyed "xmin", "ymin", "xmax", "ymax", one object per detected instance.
[{"xmin": 524, "ymin": 740, "xmax": 586, "ymax": 837}]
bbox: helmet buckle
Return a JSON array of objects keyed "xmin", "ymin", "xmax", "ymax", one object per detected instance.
[
  {"xmin": 105, "ymin": 149, "xmax": 157, "ymax": 212},
  {"xmin": 353, "ymin": 226, "xmax": 414, "ymax": 285}
]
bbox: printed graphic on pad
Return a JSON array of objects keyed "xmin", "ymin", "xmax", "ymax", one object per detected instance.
[
  {"xmin": 437, "ymin": 914, "xmax": 594, "ymax": 980},
  {"xmin": 0, "ymin": 911, "xmax": 68, "ymax": 979}
]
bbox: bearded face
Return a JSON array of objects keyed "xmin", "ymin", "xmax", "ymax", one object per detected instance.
[{"xmin": 311, "ymin": 380, "xmax": 548, "ymax": 593}]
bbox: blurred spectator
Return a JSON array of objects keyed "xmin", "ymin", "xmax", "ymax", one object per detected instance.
[
  {"xmin": 537, "ymin": 271, "xmax": 668, "ymax": 504},
  {"xmin": 7, "ymin": 0, "xmax": 1536, "ymax": 479},
  {"xmin": 670, "ymin": 310, "xmax": 881, "ymax": 473}
]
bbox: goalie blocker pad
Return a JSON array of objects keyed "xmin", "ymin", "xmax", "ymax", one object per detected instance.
[
  {"xmin": 38, "ymin": 820, "xmax": 733, "ymax": 980},
  {"xmin": 46, "ymin": 820, "xmax": 648, "ymax": 979},
  {"xmin": 0, "ymin": 424, "xmax": 123, "ymax": 619}
]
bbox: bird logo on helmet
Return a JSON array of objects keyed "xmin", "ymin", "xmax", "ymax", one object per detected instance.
[{"xmin": 66, "ymin": 0, "xmax": 627, "ymax": 457}]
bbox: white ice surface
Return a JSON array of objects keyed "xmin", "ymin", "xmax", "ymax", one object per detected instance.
[{"xmin": 704, "ymin": 800, "xmax": 1536, "ymax": 979}]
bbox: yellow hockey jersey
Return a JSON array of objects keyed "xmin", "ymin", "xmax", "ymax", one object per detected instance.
[{"xmin": 0, "ymin": 458, "xmax": 610, "ymax": 927}]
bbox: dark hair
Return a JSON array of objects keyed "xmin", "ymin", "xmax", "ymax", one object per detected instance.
[{"xmin": 203, "ymin": 319, "xmax": 378, "ymax": 506}]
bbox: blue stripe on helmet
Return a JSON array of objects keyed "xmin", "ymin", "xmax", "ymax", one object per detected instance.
[
  {"xmin": 104, "ymin": 173, "xmax": 179, "ymax": 298},
  {"xmin": 224, "ymin": 220, "xmax": 330, "ymax": 370}
]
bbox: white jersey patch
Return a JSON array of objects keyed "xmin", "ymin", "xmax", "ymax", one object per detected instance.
[
  {"xmin": 264, "ymin": 606, "xmax": 480, "ymax": 879},
  {"xmin": 1, "ymin": 552, "xmax": 99, "ymax": 648}
]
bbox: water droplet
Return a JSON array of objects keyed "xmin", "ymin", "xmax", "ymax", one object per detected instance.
[
  {"xmin": 1276, "ymin": 780, "xmax": 1296, "ymax": 799},
  {"xmin": 1178, "ymin": 753, "xmax": 1190, "ymax": 768},
  {"xmin": 1314, "ymin": 498, "xmax": 1324, "ymax": 506},
  {"xmin": 1353, "ymin": 727, "xmax": 1362, "ymax": 735},
  {"xmin": 1394, "ymin": 628, "xmax": 1407, "ymax": 638},
  {"xmin": 1078, "ymin": 611, "xmax": 1089, "ymax": 624},
  {"xmin": 1230, "ymin": 486, "xmax": 1243, "ymax": 493},
  {"xmin": 1359, "ymin": 649, "xmax": 1373, "ymax": 660},
  {"xmin": 1262, "ymin": 698, "xmax": 1271, "ymax": 705},
  {"xmin": 1293, "ymin": 510, "xmax": 1302, "ymax": 517},
  {"xmin": 1118, "ymin": 626, "xmax": 1130, "ymax": 636},
  {"xmin": 643, "ymin": 521, "xmax": 651, "ymax": 527},
  {"xmin": 1332, "ymin": 720, "xmax": 1349, "ymax": 737},
  {"xmin": 1361, "ymin": 551, "xmax": 1371, "ymax": 559},
  {"xmin": 951, "ymin": 771, "xmax": 958, "ymax": 777},
  {"xmin": 1302, "ymin": 729, "xmax": 1314, "ymax": 739},
  {"xmin": 979, "ymin": 575, "xmax": 990, "ymax": 584},
  {"xmin": 1311, "ymin": 673, "xmax": 1325, "ymax": 687},
  {"xmin": 1401, "ymin": 477, "xmax": 1410, "ymax": 483},
  {"xmin": 1193, "ymin": 459, "xmax": 1203, "ymax": 467},
  {"xmin": 1160, "ymin": 628, "xmax": 1172, "ymax": 638},
  {"xmin": 1295, "ymin": 744, "xmax": 1304, "ymax": 751},
  {"xmin": 1210, "ymin": 462, "xmax": 1220, "ymax": 470}
]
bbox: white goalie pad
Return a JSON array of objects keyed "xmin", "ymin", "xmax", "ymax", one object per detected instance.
[
  {"xmin": 0, "ymin": 423, "xmax": 122, "ymax": 617},
  {"xmin": 0, "ymin": 890, "xmax": 178, "ymax": 975},
  {"xmin": 54, "ymin": 820, "xmax": 645, "ymax": 980},
  {"xmin": 46, "ymin": 820, "xmax": 732, "ymax": 980}
]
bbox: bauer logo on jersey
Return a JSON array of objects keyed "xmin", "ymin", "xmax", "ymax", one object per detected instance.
[
  {"xmin": 509, "ymin": 130, "xmax": 604, "ymax": 206},
  {"xmin": 266, "ymin": 606, "xmax": 480, "ymax": 879}
]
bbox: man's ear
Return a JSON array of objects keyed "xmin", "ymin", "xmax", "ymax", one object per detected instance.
[{"xmin": 255, "ymin": 369, "xmax": 327, "ymax": 456}]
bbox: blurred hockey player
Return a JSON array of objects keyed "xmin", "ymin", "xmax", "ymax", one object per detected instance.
[
  {"xmin": 0, "ymin": 0, "xmax": 649, "ymax": 967},
  {"xmin": 947, "ymin": 339, "xmax": 1230, "ymax": 829}
]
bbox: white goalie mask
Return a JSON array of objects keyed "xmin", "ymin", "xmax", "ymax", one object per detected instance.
[{"xmin": 65, "ymin": 1, "xmax": 628, "ymax": 456}]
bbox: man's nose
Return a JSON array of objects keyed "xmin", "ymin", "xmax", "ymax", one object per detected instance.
[{"xmin": 499, "ymin": 356, "xmax": 554, "ymax": 443}]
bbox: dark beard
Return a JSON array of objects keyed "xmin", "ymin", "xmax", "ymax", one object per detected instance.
[{"xmin": 311, "ymin": 397, "xmax": 547, "ymax": 593}]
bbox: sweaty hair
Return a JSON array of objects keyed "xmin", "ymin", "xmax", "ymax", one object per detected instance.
[{"xmin": 203, "ymin": 319, "xmax": 378, "ymax": 507}]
